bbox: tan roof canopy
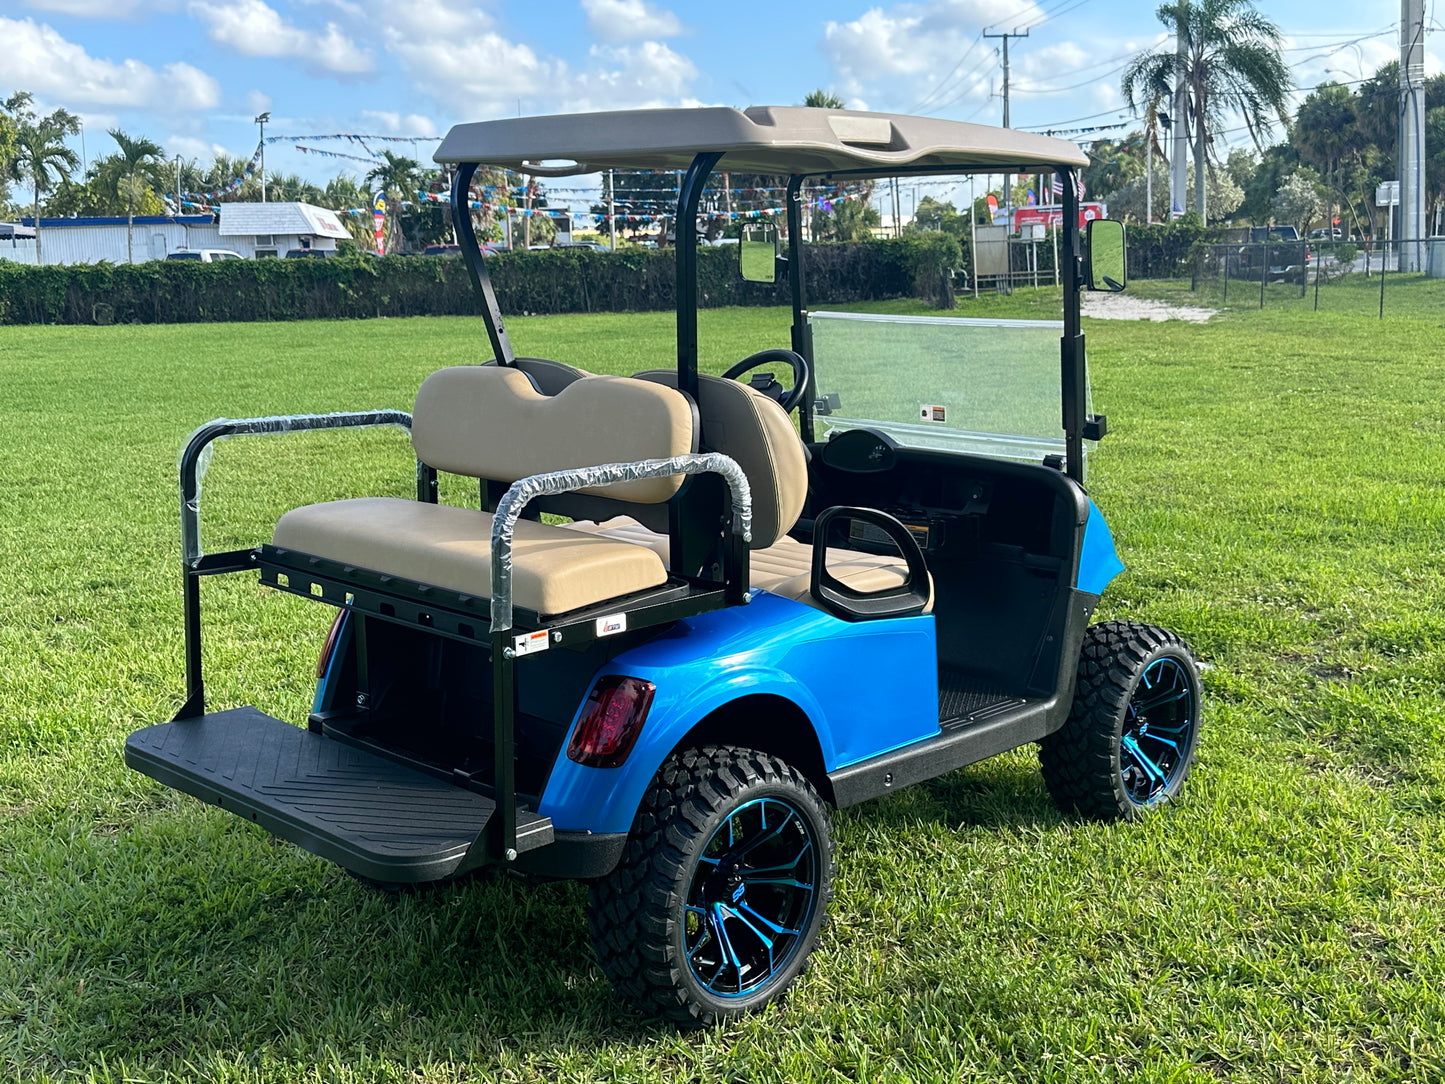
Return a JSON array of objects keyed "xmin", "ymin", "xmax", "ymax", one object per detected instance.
[{"xmin": 435, "ymin": 106, "xmax": 1088, "ymax": 177}]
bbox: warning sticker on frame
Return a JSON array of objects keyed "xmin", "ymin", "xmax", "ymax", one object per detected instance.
[
  {"xmin": 513, "ymin": 630, "xmax": 550, "ymax": 657},
  {"xmin": 919, "ymin": 404, "xmax": 947, "ymax": 423},
  {"xmin": 596, "ymin": 613, "xmax": 628, "ymax": 637}
]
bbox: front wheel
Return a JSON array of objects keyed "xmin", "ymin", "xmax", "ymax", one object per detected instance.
[
  {"xmin": 587, "ymin": 746, "xmax": 835, "ymax": 1026},
  {"xmin": 1041, "ymin": 621, "xmax": 1202, "ymax": 820}
]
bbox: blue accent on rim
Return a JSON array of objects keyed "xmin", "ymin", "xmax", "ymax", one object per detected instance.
[
  {"xmin": 1078, "ymin": 500, "xmax": 1125, "ymax": 595},
  {"xmin": 684, "ymin": 796, "xmax": 819, "ymax": 999},
  {"xmin": 1119, "ymin": 655, "xmax": 1198, "ymax": 805}
]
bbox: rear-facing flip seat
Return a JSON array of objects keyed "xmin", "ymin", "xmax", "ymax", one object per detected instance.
[{"xmin": 271, "ymin": 365, "xmax": 697, "ymax": 619}]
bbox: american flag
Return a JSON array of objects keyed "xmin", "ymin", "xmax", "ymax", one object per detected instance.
[{"xmin": 1051, "ymin": 175, "xmax": 1086, "ymax": 200}]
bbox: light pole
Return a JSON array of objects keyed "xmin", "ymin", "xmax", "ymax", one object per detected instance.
[{"xmin": 254, "ymin": 111, "xmax": 270, "ymax": 202}]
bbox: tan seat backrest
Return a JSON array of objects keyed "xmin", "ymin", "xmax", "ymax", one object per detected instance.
[
  {"xmin": 634, "ymin": 370, "xmax": 807, "ymax": 548},
  {"xmin": 412, "ymin": 366, "xmax": 696, "ymax": 504},
  {"xmin": 482, "ymin": 357, "xmax": 589, "ymax": 395}
]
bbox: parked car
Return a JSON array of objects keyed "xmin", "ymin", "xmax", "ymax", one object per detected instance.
[
  {"xmin": 285, "ymin": 249, "xmax": 337, "ymax": 258},
  {"xmin": 166, "ymin": 249, "xmax": 244, "ymax": 262}
]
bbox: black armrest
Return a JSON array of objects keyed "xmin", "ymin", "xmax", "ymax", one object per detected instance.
[{"xmin": 809, "ymin": 506, "xmax": 931, "ymax": 621}]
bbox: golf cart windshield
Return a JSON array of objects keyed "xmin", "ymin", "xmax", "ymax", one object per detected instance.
[{"xmin": 810, "ymin": 311, "xmax": 1090, "ymax": 465}]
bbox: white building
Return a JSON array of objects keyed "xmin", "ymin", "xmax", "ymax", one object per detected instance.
[
  {"xmin": 0, "ymin": 202, "xmax": 352, "ymax": 265},
  {"xmin": 217, "ymin": 202, "xmax": 352, "ymax": 257}
]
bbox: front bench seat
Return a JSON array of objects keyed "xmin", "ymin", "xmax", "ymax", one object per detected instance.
[
  {"xmin": 564, "ymin": 370, "xmax": 932, "ymax": 614},
  {"xmin": 271, "ymin": 365, "xmax": 697, "ymax": 620}
]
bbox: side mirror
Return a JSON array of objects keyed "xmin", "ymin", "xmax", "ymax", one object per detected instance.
[
  {"xmin": 1086, "ymin": 219, "xmax": 1127, "ymax": 292},
  {"xmin": 739, "ymin": 226, "xmax": 778, "ymax": 283}
]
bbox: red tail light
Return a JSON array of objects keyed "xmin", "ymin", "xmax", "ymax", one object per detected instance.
[{"xmin": 567, "ymin": 676, "xmax": 656, "ymax": 768}]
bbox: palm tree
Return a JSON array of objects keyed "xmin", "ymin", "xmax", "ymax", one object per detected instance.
[
  {"xmin": 804, "ymin": 89, "xmax": 846, "ymax": 109},
  {"xmin": 365, "ymin": 151, "xmax": 420, "ymax": 253},
  {"xmin": 14, "ymin": 107, "xmax": 80, "ymax": 266},
  {"xmin": 1122, "ymin": 0, "xmax": 1291, "ymax": 223},
  {"xmin": 107, "ymin": 129, "xmax": 164, "ymax": 264}
]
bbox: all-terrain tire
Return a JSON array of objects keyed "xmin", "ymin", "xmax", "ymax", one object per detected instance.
[
  {"xmin": 1041, "ymin": 620, "xmax": 1202, "ymax": 821},
  {"xmin": 587, "ymin": 745, "xmax": 835, "ymax": 1026}
]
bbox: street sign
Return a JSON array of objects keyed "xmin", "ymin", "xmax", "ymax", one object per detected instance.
[{"xmin": 1376, "ymin": 181, "xmax": 1400, "ymax": 207}]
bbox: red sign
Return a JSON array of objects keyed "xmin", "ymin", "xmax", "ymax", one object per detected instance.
[{"xmin": 1011, "ymin": 202, "xmax": 1108, "ymax": 230}]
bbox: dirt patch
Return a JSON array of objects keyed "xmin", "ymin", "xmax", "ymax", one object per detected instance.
[{"xmin": 1083, "ymin": 293, "xmax": 1217, "ymax": 323}]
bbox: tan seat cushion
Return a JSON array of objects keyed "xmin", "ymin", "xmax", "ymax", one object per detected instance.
[
  {"xmin": 565, "ymin": 516, "xmax": 933, "ymax": 613},
  {"xmin": 274, "ymin": 499, "xmax": 668, "ymax": 618},
  {"xmin": 633, "ymin": 370, "xmax": 808, "ymax": 548},
  {"xmin": 412, "ymin": 366, "xmax": 695, "ymax": 504}
]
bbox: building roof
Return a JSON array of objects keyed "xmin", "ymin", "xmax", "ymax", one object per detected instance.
[
  {"xmin": 218, "ymin": 202, "xmax": 350, "ymax": 239},
  {"xmin": 435, "ymin": 106, "xmax": 1089, "ymax": 176},
  {"xmin": 20, "ymin": 216, "xmax": 214, "ymax": 228},
  {"xmin": 0, "ymin": 222, "xmax": 37, "ymax": 238}
]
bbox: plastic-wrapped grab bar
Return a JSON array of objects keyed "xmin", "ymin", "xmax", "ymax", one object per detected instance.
[
  {"xmin": 489, "ymin": 452, "xmax": 752, "ymax": 634},
  {"xmin": 179, "ymin": 411, "xmax": 414, "ymax": 566}
]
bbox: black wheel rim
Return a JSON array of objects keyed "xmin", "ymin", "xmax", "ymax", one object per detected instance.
[
  {"xmin": 683, "ymin": 796, "xmax": 819, "ymax": 1000},
  {"xmin": 1120, "ymin": 655, "xmax": 1198, "ymax": 805}
]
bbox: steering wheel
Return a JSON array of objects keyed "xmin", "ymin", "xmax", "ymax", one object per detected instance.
[{"xmin": 720, "ymin": 349, "xmax": 810, "ymax": 414}]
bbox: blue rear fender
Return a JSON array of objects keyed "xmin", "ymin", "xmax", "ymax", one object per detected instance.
[{"xmin": 538, "ymin": 591, "xmax": 940, "ymax": 835}]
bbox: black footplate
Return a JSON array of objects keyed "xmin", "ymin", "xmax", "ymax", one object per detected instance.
[{"xmin": 125, "ymin": 707, "xmax": 553, "ymax": 883}]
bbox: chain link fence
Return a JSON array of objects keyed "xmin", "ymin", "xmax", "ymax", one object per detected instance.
[{"xmin": 1184, "ymin": 238, "xmax": 1444, "ymax": 317}]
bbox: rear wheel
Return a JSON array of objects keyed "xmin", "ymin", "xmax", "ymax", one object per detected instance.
[
  {"xmin": 1041, "ymin": 621, "xmax": 1202, "ymax": 820},
  {"xmin": 587, "ymin": 745, "xmax": 834, "ymax": 1026}
]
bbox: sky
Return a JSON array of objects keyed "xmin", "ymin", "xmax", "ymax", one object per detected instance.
[{"xmin": 0, "ymin": 0, "xmax": 1439, "ymax": 202}]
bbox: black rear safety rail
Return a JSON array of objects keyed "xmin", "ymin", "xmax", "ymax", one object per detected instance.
[{"xmin": 175, "ymin": 411, "xmax": 422, "ymax": 720}]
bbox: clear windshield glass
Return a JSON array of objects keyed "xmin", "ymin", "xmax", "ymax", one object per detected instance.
[{"xmin": 809, "ymin": 311, "xmax": 1089, "ymax": 466}]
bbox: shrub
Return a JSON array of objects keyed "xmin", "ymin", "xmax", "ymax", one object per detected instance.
[{"xmin": 0, "ymin": 236, "xmax": 965, "ymax": 326}]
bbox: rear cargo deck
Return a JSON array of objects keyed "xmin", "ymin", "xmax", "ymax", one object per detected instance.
[{"xmin": 126, "ymin": 707, "xmax": 553, "ymax": 883}]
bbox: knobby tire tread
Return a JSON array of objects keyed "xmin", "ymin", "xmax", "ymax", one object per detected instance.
[
  {"xmin": 587, "ymin": 745, "xmax": 834, "ymax": 1026},
  {"xmin": 1040, "ymin": 620, "xmax": 1198, "ymax": 821}
]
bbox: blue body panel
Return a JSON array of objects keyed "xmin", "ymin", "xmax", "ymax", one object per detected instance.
[
  {"xmin": 1078, "ymin": 499, "xmax": 1125, "ymax": 595},
  {"xmin": 537, "ymin": 591, "xmax": 939, "ymax": 835}
]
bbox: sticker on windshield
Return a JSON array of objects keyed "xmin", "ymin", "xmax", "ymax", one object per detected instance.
[{"xmin": 919, "ymin": 404, "xmax": 947, "ymax": 423}]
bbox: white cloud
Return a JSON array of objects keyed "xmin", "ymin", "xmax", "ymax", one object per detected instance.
[
  {"xmin": 246, "ymin": 90, "xmax": 273, "ymax": 115},
  {"xmin": 566, "ymin": 42, "xmax": 697, "ymax": 110},
  {"xmin": 166, "ymin": 134, "xmax": 228, "ymax": 162},
  {"xmin": 822, "ymin": 0, "xmax": 1045, "ymax": 109},
  {"xmin": 361, "ymin": 110, "xmax": 438, "ymax": 135},
  {"xmin": 0, "ymin": 17, "xmax": 221, "ymax": 110},
  {"xmin": 376, "ymin": 0, "xmax": 699, "ymax": 115},
  {"xmin": 581, "ymin": 0, "xmax": 683, "ymax": 43},
  {"xmin": 188, "ymin": 0, "xmax": 372, "ymax": 75}
]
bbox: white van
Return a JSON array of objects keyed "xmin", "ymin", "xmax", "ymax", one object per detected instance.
[{"xmin": 166, "ymin": 249, "xmax": 245, "ymax": 262}]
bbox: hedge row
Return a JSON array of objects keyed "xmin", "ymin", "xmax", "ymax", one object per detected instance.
[{"xmin": 0, "ymin": 235, "xmax": 962, "ymax": 325}]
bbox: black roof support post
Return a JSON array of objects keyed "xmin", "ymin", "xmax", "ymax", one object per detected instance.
[
  {"xmin": 786, "ymin": 175, "xmax": 816, "ymax": 443},
  {"xmin": 452, "ymin": 162, "xmax": 516, "ymax": 366},
  {"xmin": 1059, "ymin": 167, "xmax": 1086, "ymax": 484},
  {"xmin": 669, "ymin": 151, "xmax": 726, "ymax": 582},
  {"xmin": 674, "ymin": 151, "xmax": 724, "ymax": 404}
]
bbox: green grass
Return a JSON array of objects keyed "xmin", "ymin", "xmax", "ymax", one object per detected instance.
[{"xmin": 3, "ymin": 302, "xmax": 1445, "ymax": 1082}]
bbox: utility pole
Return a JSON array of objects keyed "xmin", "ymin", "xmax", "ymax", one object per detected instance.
[
  {"xmin": 1171, "ymin": 29, "xmax": 1187, "ymax": 219},
  {"xmin": 254, "ymin": 111, "xmax": 270, "ymax": 202},
  {"xmin": 1400, "ymin": 0, "xmax": 1426, "ymax": 270},
  {"xmin": 984, "ymin": 26, "xmax": 1028, "ymax": 234},
  {"xmin": 608, "ymin": 169, "xmax": 617, "ymax": 250}
]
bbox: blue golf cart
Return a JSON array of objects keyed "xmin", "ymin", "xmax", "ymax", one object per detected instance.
[{"xmin": 126, "ymin": 107, "xmax": 1201, "ymax": 1025}]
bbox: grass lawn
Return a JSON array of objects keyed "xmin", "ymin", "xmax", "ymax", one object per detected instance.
[{"xmin": 2, "ymin": 299, "xmax": 1444, "ymax": 1082}]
